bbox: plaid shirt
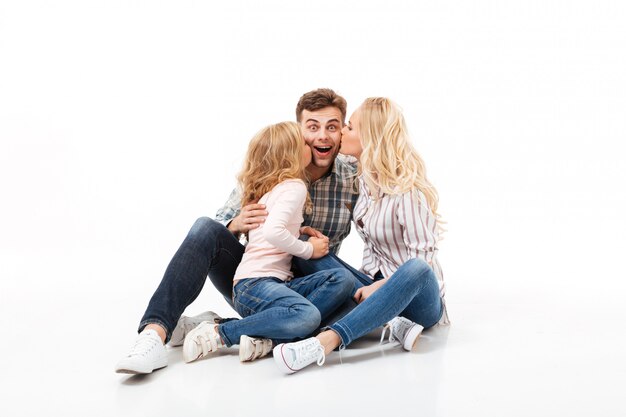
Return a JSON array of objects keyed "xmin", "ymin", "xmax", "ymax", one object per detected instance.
[{"xmin": 215, "ymin": 155, "xmax": 359, "ymax": 254}]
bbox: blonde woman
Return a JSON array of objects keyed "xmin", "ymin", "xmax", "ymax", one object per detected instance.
[{"xmin": 273, "ymin": 98, "xmax": 448, "ymax": 374}]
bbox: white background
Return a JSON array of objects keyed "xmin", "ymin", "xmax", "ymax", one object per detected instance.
[{"xmin": 1, "ymin": 1, "xmax": 625, "ymax": 416}]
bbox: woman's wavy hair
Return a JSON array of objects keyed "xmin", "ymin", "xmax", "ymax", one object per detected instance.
[
  {"xmin": 359, "ymin": 97, "xmax": 441, "ymax": 218},
  {"xmin": 238, "ymin": 121, "xmax": 311, "ymax": 213}
]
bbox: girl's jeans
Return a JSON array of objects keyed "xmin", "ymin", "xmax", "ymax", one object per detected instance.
[{"xmin": 218, "ymin": 269, "xmax": 353, "ymax": 346}]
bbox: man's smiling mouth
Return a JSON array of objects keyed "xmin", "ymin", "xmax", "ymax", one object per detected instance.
[{"xmin": 314, "ymin": 146, "xmax": 332, "ymax": 155}]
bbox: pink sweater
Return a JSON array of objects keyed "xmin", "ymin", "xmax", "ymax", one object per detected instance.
[{"xmin": 233, "ymin": 179, "xmax": 314, "ymax": 282}]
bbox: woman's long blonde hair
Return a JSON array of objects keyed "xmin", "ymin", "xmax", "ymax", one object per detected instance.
[
  {"xmin": 238, "ymin": 121, "xmax": 311, "ymax": 211},
  {"xmin": 359, "ymin": 97, "xmax": 441, "ymax": 218}
]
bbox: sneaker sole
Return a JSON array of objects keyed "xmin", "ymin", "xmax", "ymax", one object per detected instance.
[
  {"xmin": 403, "ymin": 324, "xmax": 424, "ymax": 351},
  {"xmin": 115, "ymin": 357, "xmax": 168, "ymax": 374}
]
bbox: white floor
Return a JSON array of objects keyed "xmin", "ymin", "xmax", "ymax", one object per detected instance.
[{"xmin": 1, "ymin": 224, "xmax": 625, "ymax": 417}]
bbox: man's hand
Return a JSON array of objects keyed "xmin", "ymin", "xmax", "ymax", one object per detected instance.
[
  {"xmin": 354, "ymin": 279, "xmax": 386, "ymax": 303},
  {"xmin": 309, "ymin": 236, "xmax": 330, "ymax": 259},
  {"xmin": 227, "ymin": 203, "xmax": 268, "ymax": 236},
  {"xmin": 299, "ymin": 226, "xmax": 325, "ymax": 239}
]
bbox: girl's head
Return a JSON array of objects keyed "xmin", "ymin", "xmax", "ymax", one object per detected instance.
[
  {"xmin": 343, "ymin": 97, "xmax": 440, "ymax": 216},
  {"xmin": 238, "ymin": 121, "xmax": 311, "ymax": 207}
]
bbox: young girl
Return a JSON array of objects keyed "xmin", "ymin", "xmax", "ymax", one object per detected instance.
[
  {"xmin": 273, "ymin": 98, "xmax": 449, "ymax": 373},
  {"xmin": 182, "ymin": 121, "xmax": 353, "ymax": 363}
]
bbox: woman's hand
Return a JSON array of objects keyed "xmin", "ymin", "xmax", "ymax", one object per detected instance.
[
  {"xmin": 309, "ymin": 236, "xmax": 330, "ymax": 259},
  {"xmin": 354, "ymin": 279, "xmax": 386, "ymax": 303}
]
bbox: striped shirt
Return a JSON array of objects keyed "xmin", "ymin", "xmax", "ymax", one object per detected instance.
[
  {"xmin": 216, "ymin": 155, "xmax": 359, "ymax": 253},
  {"xmin": 353, "ymin": 176, "xmax": 449, "ymax": 324}
]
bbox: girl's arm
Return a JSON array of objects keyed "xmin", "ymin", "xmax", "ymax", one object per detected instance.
[
  {"xmin": 262, "ymin": 180, "xmax": 314, "ymax": 260},
  {"xmin": 396, "ymin": 189, "xmax": 438, "ymax": 265}
]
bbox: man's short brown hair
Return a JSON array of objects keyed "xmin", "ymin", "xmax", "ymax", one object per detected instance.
[{"xmin": 296, "ymin": 88, "xmax": 347, "ymax": 124}]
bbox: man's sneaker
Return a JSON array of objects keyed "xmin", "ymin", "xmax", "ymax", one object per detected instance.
[
  {"xmin": 170, "ymin": 311, "xmax": 222, "ymax": 347},
  {"xmin": 273, "ymin": 337, "xmax": 325, "ymax": 374},
  {"xmin": 380, "ymin": 316, "xmax": 424, "ymax": 351},
  {"xmin": 239, "ymin": 335, "xmax": 273, "ymax": 362},
  {"xmin": 115, "ymin": 329, "xmax": 168, "ymax": 374},
  {"xmin": 182, "ymin": 321, "xmax": 225, "ymax": 363}
]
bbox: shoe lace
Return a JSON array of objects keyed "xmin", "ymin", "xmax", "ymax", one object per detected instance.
[
  {"xmin": 129, "ymin": 334, "xmax": 159, "ymax": 357},
  {"xmin": 294, "ymin": 342, "xmax": 326, "ymax": 367},
  {"xmin": 380, "ymin": 322, "xmax": 397, "ymax": 345}
]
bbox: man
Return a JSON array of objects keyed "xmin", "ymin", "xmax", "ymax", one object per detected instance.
[{"xmin": 115, "ymin": 88, "xmax": 363, "ymax": 374}]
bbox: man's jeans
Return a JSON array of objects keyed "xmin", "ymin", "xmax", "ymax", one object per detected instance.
[
  {"xmin": 139, "ymin": 217, "xmax": 244, "ymax": 343},
  {"xmin": 218, "ymin": 269, "xmax": 353, "ymax": 346},
  {"xmin": 327, "ymin": 258, "xmax": 444, "ymax": 348}
]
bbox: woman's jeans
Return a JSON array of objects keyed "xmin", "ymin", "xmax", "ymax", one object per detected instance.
[
  {"xmin": 218, "ymin": 269, "xmax": 353, "ymax": 346},
  {"xmin": 328, "ymin": 258, "xmax": 443, "ymax": 348}
]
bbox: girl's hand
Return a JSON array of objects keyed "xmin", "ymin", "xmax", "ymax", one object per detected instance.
[
  {"xmin": 354, "ymin": 279, "xmax": 386, "ymax": 303},
  {"xmin": 299, "ymin": 226, "xmax": 325, "ymax": 239},
  {"xmin": 309, "ymin": 236, "xmax": 330, "ymax": 259}
]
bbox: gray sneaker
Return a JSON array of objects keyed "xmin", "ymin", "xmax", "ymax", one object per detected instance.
[
  {"xmin": 381, "ymin": 316, "xmax": 424, "ymax": 351},
  {"xmin": 169, "ymin": 311, "xmax": 222, "ymax": 347}
]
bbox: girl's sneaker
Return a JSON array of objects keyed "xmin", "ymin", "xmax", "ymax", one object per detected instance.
[
  {"xmin": 273, "ymin": 337, "xmax": 325, "ymax": 374},
  {"xmin": 239, "ymin": 335, "xmax": 273, "ymax": 362},
  {"xmin": 182, "ymin": 321, "xmax": 225, "ymax": 363},
  {"xmin": 381, "ymin": 316, "xmax": 424, "ymax": 351}
]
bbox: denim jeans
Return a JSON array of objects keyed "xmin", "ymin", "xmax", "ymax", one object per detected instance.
[
  {"xmin": 218, "ymin": 268, "xmax": 353, "ymax": 346},
  {"xmin": 292, "ymin": 251, "xmax": 379, "ymax": 326},
  {"xmin": 138, "ymin": 217, "xmax": 243, "ymax": 342},
  {"xmin": 328, "ymin": 258, "xmax": 443, "ymax": 348}
]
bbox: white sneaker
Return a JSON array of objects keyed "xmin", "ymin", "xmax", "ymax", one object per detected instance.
[
  {"xmin": 239, "ymin": 335, "xmax": 273, "ymax": 362},
  {"xmin": 273, "ymin": 337, "xmax": 325, "ymax": 374},
  {"xmin": 115, "ymin": 329, "xmax": 168, "ymax": 374},
  {"xmin": 381, "ymin": 316, "xmax": 424, "ymax": 351},
  {"xmin": 170, "ymin": 311, "xmax": 222, "ymax": 347},
  {"xmin": 182, "ymin": 321, "xmax": 225, "ymax": 363}
]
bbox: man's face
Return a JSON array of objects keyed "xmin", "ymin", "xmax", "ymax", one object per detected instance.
[{"xmin": 299, "ymin": 106, "xmax": 343, "ymax": 178}]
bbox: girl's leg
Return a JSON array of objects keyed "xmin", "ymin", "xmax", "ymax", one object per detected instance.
[
  {"xmin": 286, "ymin": 268, "xmax": 354, "ymax": 321},
  {"xmin": 218, "ymin": 278, "xmax": 321, "ymax": 346},
  {"xmin": 327, "ymin": 258, "xmax": 440, "ymax": 348}
]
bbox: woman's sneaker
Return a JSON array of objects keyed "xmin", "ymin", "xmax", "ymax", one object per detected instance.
[
  {"xmin": 381, "ymin": 316, "xmax": 424, "ymax": 351},
  {"xmin": 239, "ymin": 335, "xmax": 273, "ymax": 362},
  {"xmin": 182, "ymin": 321, "xmax": 225, "ymax": 363},
  {"xmin": 170, "ymin": 311, "xmax": 222, "ymax": 347},
  {"xmin": 115, "ymin": 329, "xmax": 168, "ymax": 374},
  {"xmin": 273, "ymin": 337, "xmax": 325, "ymax": 374}
]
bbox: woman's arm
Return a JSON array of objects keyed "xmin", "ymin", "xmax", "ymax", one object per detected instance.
[{"xmin": 396, "ymin": 189, "xmax": 438, "ymax": 265}]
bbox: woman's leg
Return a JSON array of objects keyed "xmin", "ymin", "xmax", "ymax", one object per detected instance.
[{"xmin": 327, "ymin": 258, "xmax": 441, "ymax": 349}]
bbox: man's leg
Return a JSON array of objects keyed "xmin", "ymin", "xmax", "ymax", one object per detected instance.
[{"xmin": 138, "ymin": 217, "xmax": 244, "ymax": 343}]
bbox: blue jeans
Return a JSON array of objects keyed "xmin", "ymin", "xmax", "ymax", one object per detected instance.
[
  {"xmin": 218, "ymin": 269, "xmax": 353, "ymax": 346},
  {"xmin": 139, "ymin": 217, "xmax": 244, "ymax": 343},
  {"xmin": 328, "ymin": 258, "xmax": 443, "ymax": 348},
  {"xmin": 292, "ymin": 251, "xmax": 380, "ymax": 326}
]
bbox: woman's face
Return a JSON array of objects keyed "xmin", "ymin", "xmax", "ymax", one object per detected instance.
[{"xmin": 340, "ymin": 108, "xmax": 363, "ymax": 159}]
